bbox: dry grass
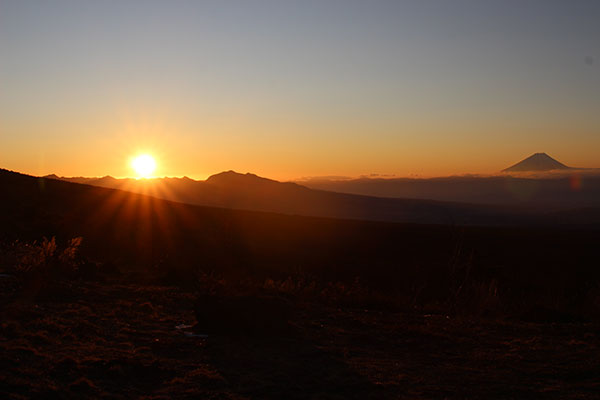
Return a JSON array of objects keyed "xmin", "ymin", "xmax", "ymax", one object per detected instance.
[{"xmin": 1, "ymin": 272, "xmax": 600, "ymax": 399}]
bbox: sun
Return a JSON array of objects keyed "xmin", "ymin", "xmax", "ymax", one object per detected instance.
[{"xmin": 131, "ymin": 154, "xmax": 156, "ymax": 178}]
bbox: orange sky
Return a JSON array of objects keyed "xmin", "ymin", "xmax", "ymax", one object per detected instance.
[
  {"xmin": 1, "ymin": 2, "xmax": 598, "ymax": 180},
  {"xmin": 3, "ymin": 110, "xmax": 596, "ymax": 181}
]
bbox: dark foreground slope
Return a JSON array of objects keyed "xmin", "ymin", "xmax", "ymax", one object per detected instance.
[
  {"xmin": 2, "ymin": 168, "xmax": 600, "ymax": 398},
  {"xmin": 2, "ymin": 278, "xmax": 600, "ymax": 399},
  {"xmin": 2, "ymin": 168, "xmax": 599, "ymax": 289}
]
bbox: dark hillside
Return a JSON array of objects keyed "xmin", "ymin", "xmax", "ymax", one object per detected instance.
[{"xmin": 2, "ymin": 168, "xmax": 600, "ymax": 305}]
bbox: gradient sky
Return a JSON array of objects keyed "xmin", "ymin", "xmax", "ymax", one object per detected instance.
[{"xmin": 1, "ymin": 0, "xmax": 598, "ymax": 180}]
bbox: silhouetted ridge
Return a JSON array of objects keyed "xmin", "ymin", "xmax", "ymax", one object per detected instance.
[
  {"xmin": 205, "ymin": 170, "xmax": 303, "ymax": 191},
  {"xmin": 206, "ymin": 170, "xmax": 275, "ymax": 185}
]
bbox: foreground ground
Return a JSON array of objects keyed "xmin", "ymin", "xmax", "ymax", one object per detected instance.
[{"xmin": 1, "ymin": 274, "xmax": 599, "ymax": 399}]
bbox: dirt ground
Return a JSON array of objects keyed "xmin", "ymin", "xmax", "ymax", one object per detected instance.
[{"xmin": 1, "ymin": 274, "xmax": 599, "ymax": 399}]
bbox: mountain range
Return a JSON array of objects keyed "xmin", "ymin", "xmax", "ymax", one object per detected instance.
[
  {"xmin": 45, "ymin": 170, "xmax": 499, "ymax": 225},
  {"xmin": 43, "ymin": 167, "xmax": 600, "ymax": 227}
]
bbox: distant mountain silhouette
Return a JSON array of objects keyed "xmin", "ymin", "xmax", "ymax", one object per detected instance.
[
  {"xmin": 42, "ymin": 169, "xmax": 600, "ymax": 226},
  {"xmin": 298, "ymin": 156, "xmax": 600, "ymax": 208},
  {"xmin": 48, "ymin": 170, "xmax": 487, "ymax": 225},
  {"xmin": 299, "ymin": 174, "xmax": 600, "ymax": 208},
  {"xmin": 207, "ymin": 170, "xmax": 280, "ymax": 186},
  {"xmin": 502, "ymin": 153, "xmax": 570, "ymax": 172}
]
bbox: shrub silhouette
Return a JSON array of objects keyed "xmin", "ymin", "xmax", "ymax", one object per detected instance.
[
  {"xmin": 6, "ymin": 237, "xmax": 85, "ymax": 302},
  {"xmin": 15, "ymin": 236, "xmax": 82, "ymax": 275}
]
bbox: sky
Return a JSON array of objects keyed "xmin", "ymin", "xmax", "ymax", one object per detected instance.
[{"xmin": 1, "ymin": 0, "xmax": 599, "ymax": 180}]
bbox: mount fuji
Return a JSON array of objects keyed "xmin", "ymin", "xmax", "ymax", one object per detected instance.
[{"xmin": 502, "ymin": 153, "xmax": 570, "ymax": 172}]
